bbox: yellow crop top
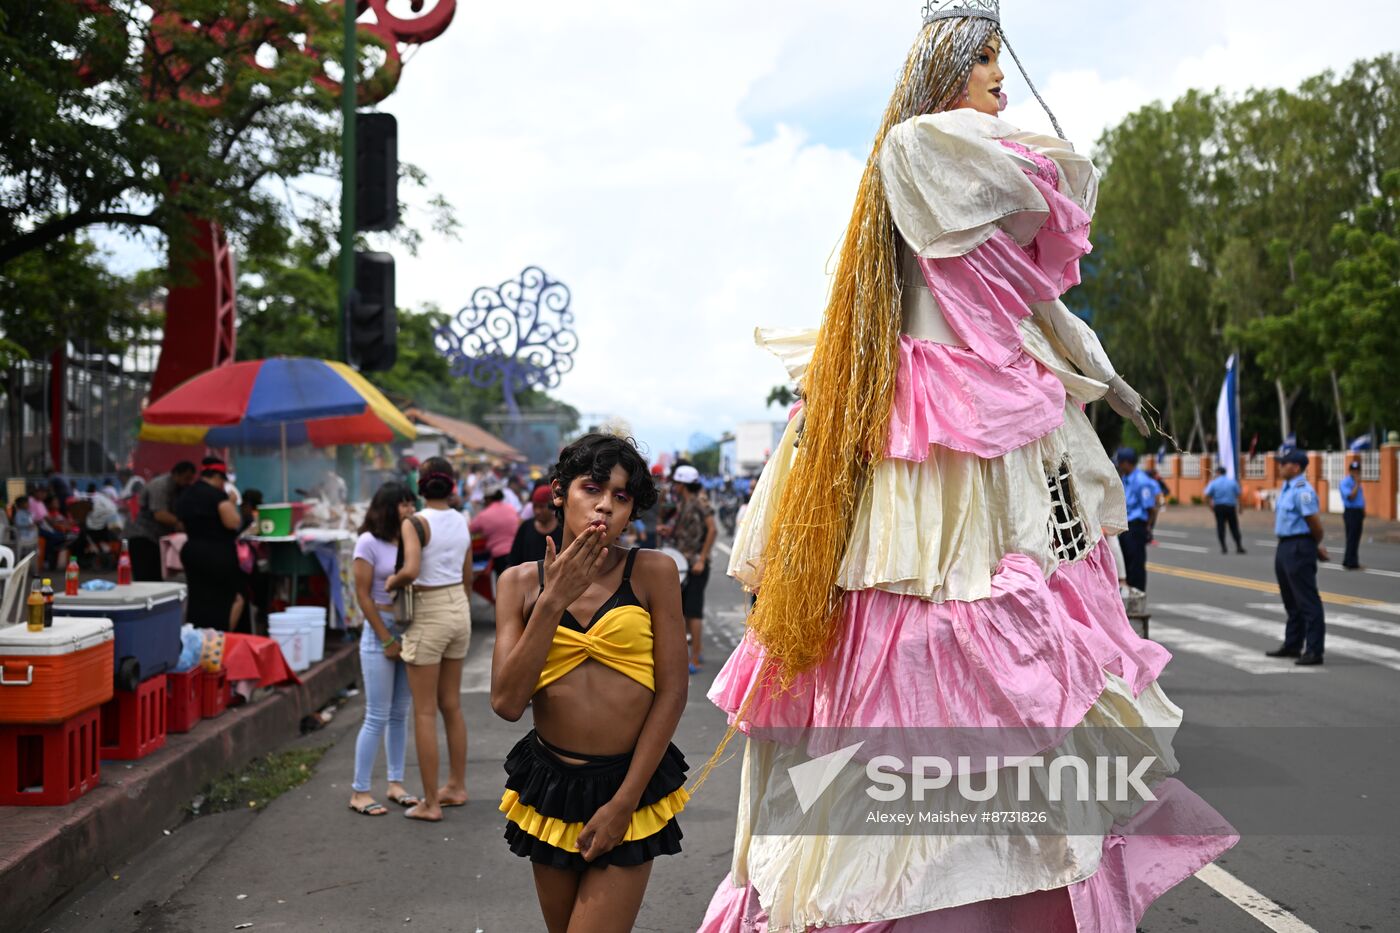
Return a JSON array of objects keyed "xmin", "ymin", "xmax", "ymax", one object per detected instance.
[{"xmin": 530, "ymin": 548, "xmax": 654, "ymax": 693}]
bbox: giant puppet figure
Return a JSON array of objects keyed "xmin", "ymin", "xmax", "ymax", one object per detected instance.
[{"xmin": 699, "ymin": 2, "xmax": 1237, "ymax": 930}]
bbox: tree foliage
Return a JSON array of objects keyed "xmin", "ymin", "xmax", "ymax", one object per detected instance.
[
  {"xmin": 1087, "ymin": 55, "xmax": 1400, "ymax": 450},
  {"xmin": 0, "ymin": 0, "xmax": 351, "ymax": 269},
  {"xmin": 236, "ymin": 226, "xmax": 574, "ymax": 427}
]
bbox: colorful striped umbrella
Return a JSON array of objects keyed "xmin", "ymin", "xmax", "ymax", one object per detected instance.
[{"xmin": 140, "ymin": 358, "xmax": 415, "ymax": 499}]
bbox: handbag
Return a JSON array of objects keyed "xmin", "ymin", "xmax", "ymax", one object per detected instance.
[
  {"xmin": 392, "ymin": 515, "xmax": 428, "ymax": 626},
  {"xmin": 236, "ymin": 540, "xmax": 255, "ymax": 575}
]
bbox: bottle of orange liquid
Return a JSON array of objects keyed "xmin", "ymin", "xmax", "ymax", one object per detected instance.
[
  {"xmin": 26, "ymin": 582, "xmax": 45, "ymax": 632},
  {"xmin": 65, "ymin": 557, "xmax": 80, "ymax": 596}
]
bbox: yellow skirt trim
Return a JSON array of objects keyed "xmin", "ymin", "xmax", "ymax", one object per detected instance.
[{"xmin": 498, "ymin": 787, "xmax": 690, "ymax": 853}]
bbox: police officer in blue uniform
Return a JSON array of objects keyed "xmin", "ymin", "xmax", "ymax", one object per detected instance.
[
  {"xmin": 1266, "ymin": 449, "xmax": 1328, "ymax": 666},
  {"xmin": 1115, "ymin": 448, "xmax": 1159, "ymax": 592},
  {"xmin": 1340, "ymin": 458, "xmax": 1366, "ymax": 569},
  {"xmin": 1203, "ymin": 466, "xmax": 1246, "ymax": 555}
]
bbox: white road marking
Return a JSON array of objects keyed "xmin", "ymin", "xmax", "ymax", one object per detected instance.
[
  {"xmin": 712, "ymin": 540, "xmax": 733, "ymax": 556},
  {"xmin": 1253, "ymin": 540, "xmax": 1279, "ymax": 549},
  {"xmin": 708, "ymin": 608, "xmax": 747, "ymax": 653},
  {"xmin": 1194, "ymin": 863, "xmax": 1322, "ymax": 933},
  {"xmin": 1154, "ymin": 542, "xmax": 1212, "ymax": 554},
  {"xmin": 460, "ymin": 631, "xmax": 495, "ymax": 694},
  {"xmin": 1318, "ymin": 563, "xmax": 1400, "ymax": 579},
  {"xmin": 1244, "ymin": 603, "xmax": 1400, "ymax": 639},
  {"xmin": 1157, "ymin": 604, "xmax": 1400, "ymax": 672},
  {"xmin": 1151, "ymin": 529, "xmax": 1193, "ymax": 539},
  {"xmin": 1150, "ymin": 622, "xmax": 1326, "ymax": 675}
]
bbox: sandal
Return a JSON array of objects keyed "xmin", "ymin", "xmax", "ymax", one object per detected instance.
[
  {"xmin": 348, "ymin": 800, "xmax": 388, "ymax": 816},
  {"xmin": 387, "ymin": 792, "xmax": 420, "ymax": 808}
]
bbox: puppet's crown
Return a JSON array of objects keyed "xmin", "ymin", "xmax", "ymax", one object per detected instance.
[{"xmin": 922, "ymin": 0, "xmax": 1001, "ymax": 25}]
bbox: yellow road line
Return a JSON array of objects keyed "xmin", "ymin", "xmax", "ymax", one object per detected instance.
[{"xmin": 1148, "ymin": 563, "xmax": 1389, "ymax": 608}]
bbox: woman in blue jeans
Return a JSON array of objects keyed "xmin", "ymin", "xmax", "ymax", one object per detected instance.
[{"xmin": 349, "ymin": 483, "xmax": 419, "ymax": 816}]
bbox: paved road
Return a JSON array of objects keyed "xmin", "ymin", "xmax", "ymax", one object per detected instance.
[{"xmin": 26, "ymin": 509, "xmax": 1400, "ymax": 932}]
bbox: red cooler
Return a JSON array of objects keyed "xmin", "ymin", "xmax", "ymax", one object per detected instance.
[{"xmin": 0, "ymin": 618, "xmax": 115, "ymax": 724}]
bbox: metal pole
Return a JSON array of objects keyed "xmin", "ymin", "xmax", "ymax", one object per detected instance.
[
  {"xmin": 335, "ymin": 1, "xmax": 360, "ymax": 501},
  {"xmin": 338, "ymin": 0, "xmax": 357, "ymax": 365},
  {"xmin": 281, "ymin": 421, "xmax": 289, "ymax": 503}
]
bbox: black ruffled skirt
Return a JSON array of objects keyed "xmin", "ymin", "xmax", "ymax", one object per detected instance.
[{"xmin": 500, "ymin": 730, "xmax": 688, "ymax": 871}]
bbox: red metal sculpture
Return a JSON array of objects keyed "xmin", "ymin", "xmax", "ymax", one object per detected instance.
[{"xmin": 63, "ymin": 0, "xmax": 458, "ymax": 476}]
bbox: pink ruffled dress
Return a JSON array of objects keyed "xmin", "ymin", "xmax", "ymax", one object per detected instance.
[{"xmin": 700, "ymin": 111, "xmax": 1237, "ymax": 932}]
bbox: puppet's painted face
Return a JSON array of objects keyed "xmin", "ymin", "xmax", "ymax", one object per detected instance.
[{"xmin": 954, "ymin": 39, "xmax": 1005, "ymax": 116}]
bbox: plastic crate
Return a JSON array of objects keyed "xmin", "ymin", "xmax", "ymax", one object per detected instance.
[
  {"xmin": 200, "ymin": 668, "xmax": 230, "ymax": 719},
  {"xmin": 0, "ymin": 618, "xmax": 114, "ymax": 724},
  {"xmin": 100, "ymin": 674, "xmax": 167, "ymax": 761},
  {"xmin": 0, "ymin": 706, "xmax": 101, "ymax": 806},
  {"xmin": 164, "ymin": 668, "xmax": 203, "ymax": 734}
]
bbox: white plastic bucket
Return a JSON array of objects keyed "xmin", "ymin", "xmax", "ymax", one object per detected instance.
[
  {"xmin": 284, "ymin": 607, "xmax": 326, "ymax": 664},
  {"xmin": 267, "ymin": 612, "xmax": 310, "ymax": 672}
]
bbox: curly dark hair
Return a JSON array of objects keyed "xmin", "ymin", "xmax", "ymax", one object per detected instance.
[
  {"xmin": 418, "ymin": 457, "xmax": 457, "ymax": 500},
  {"xmin": 358, "ymin": 482, "xmax": 415, "ymax": 541},
  {"xmin": 548, "ymin": 434, "xmax": 657, "ymax": 520}
]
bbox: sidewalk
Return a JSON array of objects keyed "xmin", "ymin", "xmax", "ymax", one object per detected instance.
[
  {"xmin": 17, "ymin": 593, "xmax": 749, "ymax": 933},
  {"xmin": 1157, "ymin": 504, "xmax": 1400, "ymax": 545},
  {"xmin": 1, "ymin": 637, "xmax": 362, "ymax": 933}
]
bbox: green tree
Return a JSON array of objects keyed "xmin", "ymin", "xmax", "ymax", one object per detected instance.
[
  {"xmin": 765, "ymin": 384, "xmax": 796, "ymax": 410},
  {"xmin": 691, "ymin": 443, "xmax": 722, "ymax": 476},
  {"xmin": 236, "ymin": 225, "xmax": 573, "ymax": 426},
  {"xmin": 1286, "ymin": 171, "xmax": 1400, "ymax": 432},
  {"xmin": 1089, "ymin": 55, "xmax": 1400, "ymax": 450},
  {"xmin": 1084, "ymin": 91, "xmax": 1231, "ymax": 448},
  {"xmin": 0, "ymin": 0, "xmax": 355, "ymax": 268}
]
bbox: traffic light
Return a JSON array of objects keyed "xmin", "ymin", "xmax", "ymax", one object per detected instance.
[
  {"xmin": 356, "ymin": 112, "xmax": 398, "ymax": 232},
  {"xmin": 350, "ymin": 251, "xmax": 396, "ymax": 372}
]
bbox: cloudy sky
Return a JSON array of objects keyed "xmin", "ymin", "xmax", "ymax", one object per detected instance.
[{"xmin": 104, "ymin": 1, "xmax": 1400, "ymax": 458}]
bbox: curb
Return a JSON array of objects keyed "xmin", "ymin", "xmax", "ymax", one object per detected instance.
[{"xmin": 0, "ymin": 638, "xmax": 362, "ymax": 933}]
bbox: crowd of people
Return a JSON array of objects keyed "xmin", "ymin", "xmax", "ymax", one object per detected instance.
[{"xmin": 1, "ymin": 468, "xmax": 155, "ymax": 573}]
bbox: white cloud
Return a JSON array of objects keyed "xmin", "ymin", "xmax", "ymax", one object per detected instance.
[
  {"xmin": 83, "ymin": 1, "xmax": 1400, "ymax": 458},
  {"xmin": 388, "ymin": 1, "xmax": 871, "ymax": 456}
]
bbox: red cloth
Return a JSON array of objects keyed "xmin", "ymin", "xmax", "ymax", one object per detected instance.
[{"xmin": 222, "ymin": 632, "xmax": 301, "ymax": 687}]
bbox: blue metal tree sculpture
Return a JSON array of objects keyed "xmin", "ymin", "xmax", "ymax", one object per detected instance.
[{"xmin": 435, "ymin": 266, "xmax": 578, "ymax": 417}]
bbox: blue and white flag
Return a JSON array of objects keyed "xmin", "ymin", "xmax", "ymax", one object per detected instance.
[{"xmin": 1215, "ymin": 355, "xmax": 1239, "ymax": 482}]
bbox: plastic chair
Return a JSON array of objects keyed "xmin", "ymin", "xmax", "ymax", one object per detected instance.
[
  {"xmin": 0, "ymin": 551, "xmax": 35, "ymax": 629},
  {"xmin": 0, "ymin": 544, "xmax": 13, "ymax": 571}
]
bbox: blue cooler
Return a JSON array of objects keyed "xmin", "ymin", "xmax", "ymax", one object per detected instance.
[{"xmin": 53, "ymin": 583, "xmax": 186, "ymax": 690}]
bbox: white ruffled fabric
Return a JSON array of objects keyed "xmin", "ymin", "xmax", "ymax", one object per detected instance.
[
  {"xmin": 838, "ymin": 400, "xmax": 1124, "ymax": 602},
  {"xmin": 879, "ymin": 111, "xmax": 1098, "ymax": 260}
]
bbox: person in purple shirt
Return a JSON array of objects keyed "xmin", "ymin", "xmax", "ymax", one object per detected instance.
[{"xmin": 349, "ymin": 482, "xmax": 420, "ymax": 817}]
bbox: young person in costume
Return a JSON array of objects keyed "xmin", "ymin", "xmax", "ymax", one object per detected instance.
[
  {"xmin": 699, "ymin": 2, "xmax": 1237, "ymax": 930},
  {"xmin": 492, "ymin": 433, "xmax": 689, "ymax": 932}
]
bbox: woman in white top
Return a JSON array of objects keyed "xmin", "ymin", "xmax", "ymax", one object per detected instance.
[{"xmin": 386, "ymin": 457, "xmax": 474, "ymax": 822}]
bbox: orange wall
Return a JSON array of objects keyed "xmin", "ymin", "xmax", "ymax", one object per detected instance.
[{"xmin": 1140, "ymin": 445, "xmax": 1398, "ymax": 520}]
